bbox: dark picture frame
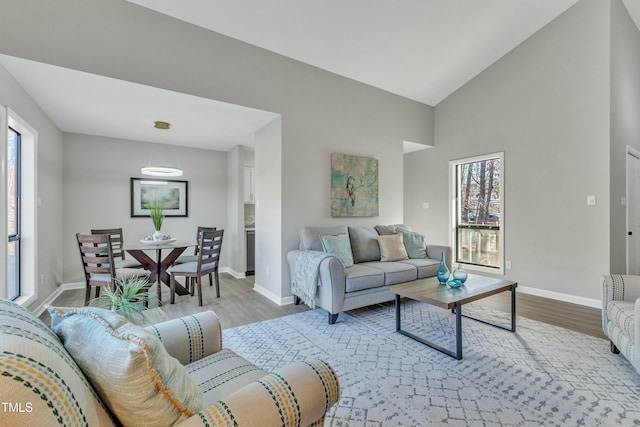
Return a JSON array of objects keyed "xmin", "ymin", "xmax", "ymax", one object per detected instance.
[{"xmin": 130, "ymin": 177, "xmax": 188, "ymax": 217}]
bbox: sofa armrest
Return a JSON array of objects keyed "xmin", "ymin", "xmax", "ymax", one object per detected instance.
[
  {"xmin": 178, "ymin": 358, "xmax": 339, "ymax": 427},
  {"xmin": 146, "ymin": 311, "xmax": 222, "ymax": 365},
  {"xmin": 601, "ymin": 275, "xmax": 640, "ymax": 334},
  {"xmin": 426, "ymin": 244, "xmax": 452, "ymax": 269},
  {"xmin": 288, "ymin": 249, "xmax": 347, "ymax": 315},
  {"xmin": 601, "ymin": 275, "xmax": 640, "ymax": 303}
]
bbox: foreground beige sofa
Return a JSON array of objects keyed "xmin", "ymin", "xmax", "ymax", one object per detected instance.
[
  {"xmin": 0, "ymin": 298, "xmax": 339, "ymax": 426},
  {"xmin": 288, "ymin": 224, "xmax": 451, "ymax": 324}
]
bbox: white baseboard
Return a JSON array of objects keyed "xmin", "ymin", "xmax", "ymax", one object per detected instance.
[
  {"xmin": 254, "ymin": 282, "xmax": 295, "ymax": 306},
  {"xmin": 37, "ymin": 269, "xmax": 243, "ymax": 316},
  {"xmin": 223, "ymin": 267, "xmax": 246, "ymax": 279},
  {"xmin": 36, "ymin": 278, "xmax": 600, "ymax": 316},
  {"xmin": 518, "ymin": 286, "xmax": 600, "ymax": 309},
  {"xmin": 33, "ymin": 282, "xmax": 84, "ymax": 316}
]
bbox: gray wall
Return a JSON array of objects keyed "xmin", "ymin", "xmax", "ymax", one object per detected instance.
[
  {"xmin": 610, "ymin": 0, "xmax": 640, "ymax": 273},
  {"xmin": 0, "ymin": 0, "xmax": 433, "ymax": 301},
  {"xmin": 63, "ymin": 133, "xmax": 228, "ymax": 283},
  {"xmin": 0, "ymin": 62, "xmax": 63, "ymax": 309},
  {"xmin": 226, "ymin": 145, "xmax": 243, "ymax": 275},
  {"xmin": 405, "ymin": 0, "xmax": 610, "ymax": 302}
]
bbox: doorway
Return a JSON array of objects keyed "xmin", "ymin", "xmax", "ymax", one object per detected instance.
[{"xmin": 627, "ymin": 148, "xmax": 640, "ymax": 274}]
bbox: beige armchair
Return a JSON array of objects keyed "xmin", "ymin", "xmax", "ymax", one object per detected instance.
[
  {"xmin": 1, "ymin": 298, "xmax": 339, "ymax": 426},
  {"xmin": 601, "ymin": 274, "xmax": 640, "ymax": 374}
]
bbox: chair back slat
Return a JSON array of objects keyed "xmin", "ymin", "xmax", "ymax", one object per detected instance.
[
  {"xmin": 194, "ymin": 226, "xmax": 216, "ymax": 255},
  {"xmin": 197, "ymin": 230, "xmax": 224, "ymax": 274},
  {"xmin": 91, "ymin": 228, "xmax": 126, "ymax": 260},
  {"xmin": 76, "ymin": 233, "xmax": 115, "ymax": 280}
]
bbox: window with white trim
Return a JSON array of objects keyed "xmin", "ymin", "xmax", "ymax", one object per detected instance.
[
  {"xmin": 7, "ymin": 126, "xmax": 20, "ymax": 300},
  {"xmin": 450, "ymin": 152, "xmax": 504, "ymax": 274},
  {"xmin": 2, "ymin": 107, "xmax": 37, "ymax": 306}
]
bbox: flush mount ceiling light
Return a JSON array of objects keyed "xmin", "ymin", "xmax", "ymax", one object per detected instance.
[{"xmin": 141, "ymin": 121, "xmax": 183, "ymax": 177}]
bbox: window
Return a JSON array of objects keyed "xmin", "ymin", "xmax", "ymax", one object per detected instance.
[
  {"xmin": 2, "ymin": 107, "xmax": 37, "ymax": 306},
  {"xmin": 7, "ymin": 127, "xmax": 20, "ymax": 300},
  {"xmin": 450, "ymin": 152, "xmax": 504, "ymax": 274}
]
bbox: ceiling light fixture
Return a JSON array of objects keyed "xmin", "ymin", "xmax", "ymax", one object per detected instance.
[{"xmin": 141, "ymin": 121, "xmax": 183, "ymax": 177}]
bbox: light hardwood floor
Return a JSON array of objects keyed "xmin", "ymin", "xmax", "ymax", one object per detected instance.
[{"xmin": 40, "ymin": 273, "xmax": 606, "ymax": 339}]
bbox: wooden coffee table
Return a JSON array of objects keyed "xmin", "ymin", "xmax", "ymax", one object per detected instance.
[{"xmin": 390, "ymin": 274, "xmax": 517, "ymax": 360}]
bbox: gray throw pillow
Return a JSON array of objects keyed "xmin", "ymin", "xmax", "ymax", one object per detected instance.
[
  {"xmin": 375, "ymin": 224, "xmax": 412, "ymax": 235},
  {"xmin": 321, "ymin": 233, "xmax": 354, "ymax": 268},
  {"xmin": 348, "ymin": 226, "xmax": 381, "ymax": 263},
  {"xmin": 402, "ymin": 231, "xmax": 427, "ymax": 259}
]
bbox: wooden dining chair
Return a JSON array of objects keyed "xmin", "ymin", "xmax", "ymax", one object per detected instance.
[
  {"xmin": 76, "ymin": 233, "xmax": 151, "ymax": 306},
  {"xmin": 168, "ymin": 229, "xmax": 224, "ymax": 306},
  {"xmin": 91, "ymin": 228, "xmax": 142, "ymax": 269},
  {"xmin": 173, "ymin": 226, "xmax": 216, "ymax": 285}
]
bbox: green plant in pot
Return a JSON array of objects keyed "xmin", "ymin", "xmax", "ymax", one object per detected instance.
[
  {"xmin": 89, "ymin": 277, "xmax": 150, "ymax": 322},
  {"xmin": 149, "ymin": 198, "xmax": 165, "ymax": 240}
]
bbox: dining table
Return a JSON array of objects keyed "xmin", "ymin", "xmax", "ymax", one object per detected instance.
[{"xmin": 125, "ymin": 240, "xmax": 197, "ymax": 305}]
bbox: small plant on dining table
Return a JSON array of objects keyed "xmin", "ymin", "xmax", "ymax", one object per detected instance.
[
  {"xmin": 149, "ymin": 198, "xmax": 164, "ymax": 232},
  {"xmin": 146, "ymin": 199, "xmax": 172, "ymax": 241}
]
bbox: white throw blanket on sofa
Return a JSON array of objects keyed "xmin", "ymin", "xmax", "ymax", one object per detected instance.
[{"xmin": 293, "ymin": 250, "xmax": 332, "ymax": 309}]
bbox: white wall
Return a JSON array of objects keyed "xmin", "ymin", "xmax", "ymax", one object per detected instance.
[
  {"xmin": 0, "ymin": 0, "xmax": 433, "ymax": 302},
  {"xmin": 254, "ymin": 117, "xmax": 284, "ymax": 301},
  {"xmin": 610, "ymin": 0, "xmax": 640, "ymax": 273},
  {"xmin": 405, "ymin": 0, "xmax": 610, "ymax": 303},
  {"xmin": 0, "ymin": 62, "xmax": 63, "ymax": 310},
  {"xmin": 63, "ymin": 133, "xmax": 227, "ymax": 283}
]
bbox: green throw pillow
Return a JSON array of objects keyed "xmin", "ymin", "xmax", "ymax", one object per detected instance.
[
  {"xmin": 49, "ymin": 306, "xmax": 204, "ymax": 426},
  {"xmin": 321, "ymin": 233, "xmax": 354, "ymax": 268},
  {"xmin": 402, "ymin": 231, "xmax": 427, "ymax": 259}
]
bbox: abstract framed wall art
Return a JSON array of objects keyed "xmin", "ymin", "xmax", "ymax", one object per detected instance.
[{"xmin": 331, "ymin": 153, "xmax": 379, "ymax": 217}]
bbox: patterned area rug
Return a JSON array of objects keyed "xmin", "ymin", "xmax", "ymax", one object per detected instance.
[{"xmin": 222, "ymin": 301, "xmax": 640, "ymax": 426}]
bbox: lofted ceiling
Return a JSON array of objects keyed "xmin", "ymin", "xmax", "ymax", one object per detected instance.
[{"xmin": 5, "ymin": 0, "xmax": 640, "ymax": 152}]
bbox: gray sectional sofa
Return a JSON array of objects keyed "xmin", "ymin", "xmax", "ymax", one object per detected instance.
[{"xmin": 287, "ymin": 224, "xmax": 451, "ymax": 324}]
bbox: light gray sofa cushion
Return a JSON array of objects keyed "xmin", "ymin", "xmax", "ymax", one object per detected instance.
[
  {"xmin": 348, "ymin": 226, "xmax": 381, "ymax": 263},
  {"xmin": 361, "ymin": 261, "xmax": 417, "ymax": 285},
  {"xmin": 300, "ymin": 226, "xmax": 348, "ymax": 251},
  {"xmin": 345, "ymin": 264, "xmax": 385, "ymax": 293},
  {"xmin": 398, "ymin": 258, "xmax": 440, "ymax": 279},
  {"xmin": 374, "ymin": 224, "xmax": 412, "ymax": 235}
]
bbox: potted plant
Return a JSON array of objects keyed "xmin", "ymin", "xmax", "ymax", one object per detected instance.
[
  {"xmin": 149, "ymin": 198, "xmax": 165, "ymax": 240},
  {"xmin": 89, "ymin": 277, "xmax": 150, "ymax": 322}
]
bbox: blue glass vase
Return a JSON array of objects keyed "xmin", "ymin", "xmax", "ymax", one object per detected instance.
[
  {"xmin": 452, "ymin": 264, "xmax": 468, "ymax": 284},
  {"xmin": 436, "ymin": 252, "xmax": 449, "ymax": 285}
]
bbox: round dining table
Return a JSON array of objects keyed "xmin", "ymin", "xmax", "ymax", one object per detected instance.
[{"xmin": 124, "ymin": 240, "xmax": 197, "ymax": 305}]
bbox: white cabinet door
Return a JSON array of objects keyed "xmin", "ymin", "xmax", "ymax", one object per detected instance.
[{"xmin": 244, "ymin": 167, "xmax": 255, "ymax": 203}]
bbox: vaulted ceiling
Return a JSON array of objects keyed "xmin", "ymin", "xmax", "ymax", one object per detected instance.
[{"xmin": 5, "ymin": 0, "xmax": 638, "ymax": 151}]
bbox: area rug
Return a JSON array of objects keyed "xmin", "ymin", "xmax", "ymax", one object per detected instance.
[{"xmin": 222, "ymin": 301, "xmax": 640, "ymax": 426}]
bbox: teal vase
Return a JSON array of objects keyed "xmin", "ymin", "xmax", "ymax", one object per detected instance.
[
  {"xmin": 452, "ymin": 264, "xmax": 468, "ymax": 284},
  {"xmin": 436, "ymin": 252, "xmax": 449, "ymax": 285}
]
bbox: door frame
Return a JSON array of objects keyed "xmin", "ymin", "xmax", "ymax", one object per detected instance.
[{"xmin": 626, "ymin": 146, "xmax": 640, "ymax": 274}]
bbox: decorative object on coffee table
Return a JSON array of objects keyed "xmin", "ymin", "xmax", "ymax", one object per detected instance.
[
  {"xmin": 436, "ymin": 251, "xmax": 450, "ymax": 284},
  {"xmin": 447, "ymin": 278, "xmax": 465, "ymax": 288},
  {"xmin": 452, "ymin": 264, "xmax": 468, "ymax": 283}
]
